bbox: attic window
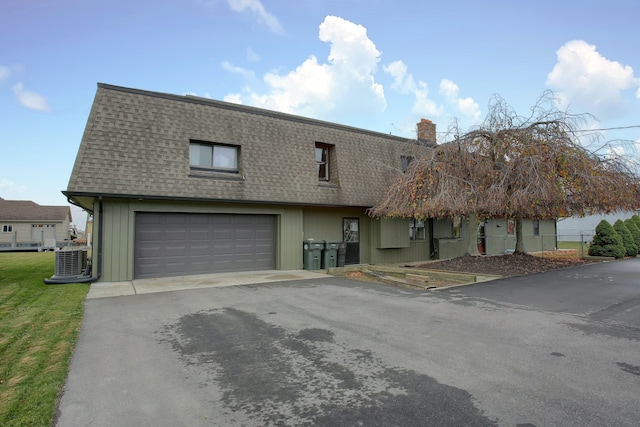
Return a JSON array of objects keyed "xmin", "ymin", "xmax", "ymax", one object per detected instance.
[
  {"xmin": 315, "ymin": 143, "xmax": 330, "ymax": 181},
  {"xmin": 189, "ymin": 141, "xmax": 239, "ymax": 172},
  {"xmin": 2, "ymin": 225, "xmax": 13, "ymax": 233},
  {"xmin": 401, "ymin": 155, "xmax": 414, "ymax": 173}
]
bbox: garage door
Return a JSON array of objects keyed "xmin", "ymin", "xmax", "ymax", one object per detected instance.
[{"xmin": 135, "ymin": 213, "xmax": 275, "ymax": 279}]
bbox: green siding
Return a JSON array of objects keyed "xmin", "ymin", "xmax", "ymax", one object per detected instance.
[
  {"xmin": 369, "ymin": 217, "xmax": 430, "ymax": 264},
  {"xmin": 483, "ymin": 218, "xmax": 556, "ymax": 255},
  {"xmin": 432, "ymin": 217, "xmax": 466, "ymax": 259},
  {"xmin": 521, "ymin": 219, "xmax": 557, "ymax": 252},
  {"xmin": 484, "ymin": 218, "xmax": 509, "ymax": 254},
  {"xmin": 278, "ymin": 207, "xmax": 304, "ymax": 270},
  {"xmin": 92, "ymin": 196, "xmax": 558, "ymax": 281},
  {"xmin": 375, "ymin": 218, "xmax": 410, "ymax": 249},
  {"xmin": 302, "ymin": 207, "xmax": 371, "ymax": 263},
  {"xmin": 101, "ymin": 201, "xmax": 133, "ymax": 282},
  {"xmin": 302, "ymin": 207, "xmax": 357, "ymax": 241},
  {"xmin": 97, "ymin": 199, "xmax": 305, "ymax": 282},
  {"xmin": 434, "ymin": 217, "xmax": 557, "ymax": 259},
  {"xmin": 369, "ymin": 240, "xmax": 430, "ymax": 264}
]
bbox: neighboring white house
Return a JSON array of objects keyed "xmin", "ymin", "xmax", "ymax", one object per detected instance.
[
  {"xmin": 0, "ymin": 197, "xmax": 73, "ymax": 250},
  {"xmin": 557, "ymin": 211, "xmax": 640, "ymax": 242}
]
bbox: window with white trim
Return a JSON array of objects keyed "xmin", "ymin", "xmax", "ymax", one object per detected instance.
[
  {"xmin": 315, "ymin": 143, "xmax": 330, "ymax": 181},
  {"xmin": 189, "ymin": 141, "xmax": 239, "ymax": 172},
  {"xmin": 314, "ymin": 141, "xmax": 341, "ymax": 185},
  {"xmin": 2, "ymin": 225, "xmax": 13, "ymax": 233}
]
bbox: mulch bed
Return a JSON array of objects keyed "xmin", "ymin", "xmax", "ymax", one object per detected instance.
[{"xmin": 414, "ymin": 252, "xmax": 595, "ymax": 278}]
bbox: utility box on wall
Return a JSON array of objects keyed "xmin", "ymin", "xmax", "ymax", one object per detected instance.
[{"xmin": 375, "ymin": 218, "xmax": 410, "ymax": 249}]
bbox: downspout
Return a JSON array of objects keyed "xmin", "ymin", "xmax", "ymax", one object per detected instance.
[
  {"xmin": 44, "ymin": 196, "xmax": 103, "ymax": 284},
  {"xmin": 429, "ymin": 218, "xmax": 435, "ymax": 259}
]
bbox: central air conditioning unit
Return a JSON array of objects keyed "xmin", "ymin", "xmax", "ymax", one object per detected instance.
[{"xmin": 54, "ymin": 249, "xmax": 88, "ymax": 276}]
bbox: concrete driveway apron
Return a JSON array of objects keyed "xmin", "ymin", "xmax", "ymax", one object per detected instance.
[{"xmin": 56, "ymin": 259, "xmax": 640, "ymax": 426}]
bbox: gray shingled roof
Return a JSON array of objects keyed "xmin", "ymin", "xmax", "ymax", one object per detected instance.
[
  {"xmin": 66, "ymin": 84, "xmax": 431, "ymax": 207},
  {"xmin": 0, "ymin": 197, "xmax": 71, "ymax": 222}
]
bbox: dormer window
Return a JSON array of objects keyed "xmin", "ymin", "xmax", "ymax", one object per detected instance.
[
  {"xmin": 401, "ymin": 155, "xmax": 414, "ymax": 173},
  {"xmin": 315, "ymin": 143, "xmax": 331, "ymax": 181},
  {"xmin": 190, "ymin": 141, "xmax": 239, "ymax": 173}
]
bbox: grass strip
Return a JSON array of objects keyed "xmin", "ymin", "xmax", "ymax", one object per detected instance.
[{"xmin": 0, "ymin": 252, "xmax": 89, "ymax": 426}]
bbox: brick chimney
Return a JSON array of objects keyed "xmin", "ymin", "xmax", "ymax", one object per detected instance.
[{"xmin": 416, "ymin": 119, "xmax": 436, "ymax": 145}]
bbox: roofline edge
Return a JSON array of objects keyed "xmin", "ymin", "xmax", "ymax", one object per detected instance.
[{"xmin": 63, "ymin": 190, "xmax": 376, "ymax": 210}]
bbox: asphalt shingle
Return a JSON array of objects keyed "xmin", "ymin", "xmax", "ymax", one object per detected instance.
[{"xmin": 66, "ymin": 84, "xmax": 431, "ymax": 207}]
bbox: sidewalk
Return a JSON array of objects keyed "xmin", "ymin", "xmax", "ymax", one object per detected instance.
[{"xmin": 87, "ymin": 269, "xmax": 330, "ymax": 299}]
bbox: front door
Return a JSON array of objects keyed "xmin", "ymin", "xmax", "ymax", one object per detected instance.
[
  {"xmin": 477, "ymin": 220, "xmax": 486, "ymax": 255},
  {"xmin": 343, "ymin": 218, "xmax": 360, "ymax": 265}
]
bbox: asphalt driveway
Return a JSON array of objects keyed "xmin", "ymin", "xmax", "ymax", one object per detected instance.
[{"xmin": 56, "ymin": 259, "xmax": 640, "ymax": 426}]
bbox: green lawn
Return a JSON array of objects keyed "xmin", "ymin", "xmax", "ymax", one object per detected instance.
[
  {"xmin": 557, "ymin": 241, "xmax": 587, "ymax": 251},
  {"xmin": 0, "ymin": 252, "xmax": 89, "ymax": 426}
]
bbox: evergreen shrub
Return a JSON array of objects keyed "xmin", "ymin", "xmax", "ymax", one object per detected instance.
[
  {"xmin": 588, "ymin": 220, "xmax": 625, "ymax": 259},
  {"xmin": 623, "ymin": 218, "xmax": 640, "ymax": 253},
  {"xmin": 614, "ymin": 219, "xmax": 637, "ymax": 257}
]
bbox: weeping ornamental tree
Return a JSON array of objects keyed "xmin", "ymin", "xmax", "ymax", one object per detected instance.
[{"xmin": 369, "ymin": 92, "xmax": 640, "ymax": 254}]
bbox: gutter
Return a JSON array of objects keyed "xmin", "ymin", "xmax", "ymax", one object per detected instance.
[{"xmin": 44, "ymin": 196, "xmax": 103, "ymax": 284}]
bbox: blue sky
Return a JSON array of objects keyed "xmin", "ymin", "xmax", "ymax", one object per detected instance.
[{"xmin": 2, "ymin": 0, "xmax": 639, "ymax": 229}]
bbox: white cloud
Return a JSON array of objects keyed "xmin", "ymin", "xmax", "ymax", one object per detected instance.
[
  {"xmin": 546, "ymin": 40, "xmax": 640, "ymax": 118},
  {"xmin": 601, "ymin": 143, "xmax": 640, "ymax": 172},
  {"xmin": 384, "ymin": 61, "xmax": 480, "ymax": 124},
  {"xmin": 608, "ymin": 145, "xmax": 626, "ymax": 157},
  {"xmin": 224, "ymin": 16, "xmax": 386, "ymax": 120},
  {"xmin": 383, "ymin": 60, "xmax": 442, "ymax": 118},
  {"xmin": 246, "ymin": 46, "xmax": 260, "ymax": 62},
  {"xmin": 0, "ymin": 179, "xmax": 28, "ymax": 195},
  {"xmin": 223, "ymin": 93, "xmax": 243, "ymax": 104},
  {"xmin": 185, "ymin": 91, "xmax": 212, "ymax": 99},
  {"xmin": 439, "ymin": 79, "xmax": 481, "ymax": 122},
  {"xmin": 222, "ymin": 61, "xmax": 256, "ymax": 79},
  {"xmin": 12, "ymin": 82, "xmax": 51, "ymax": 112},
  {"xmin": 225, "ymin": 0, "xmax": 283, "ymax": 34},
  {"xmin": 384, "ymin": 60, "xmax": 414, "ymax": 94},
  {"xmin": 0, "ymin": 65, "xmax": 11, "ymax": 81},
  {"xmin": 411, "ymin": 81, "xmax": 441, "ymax": 117},
  {"xmin": 0, "ymin": 179, "xmax": 14, "ymax": 189},
  {"xmin": 383, "ymin": 60, "xmax": 482, "ymax": 134},
  {"xmin": 260, "ymin": 55, "xmax": 334, "ymax": 113}
]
